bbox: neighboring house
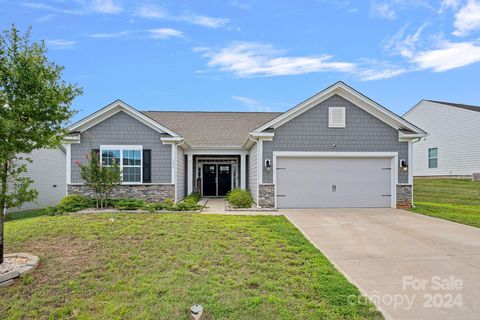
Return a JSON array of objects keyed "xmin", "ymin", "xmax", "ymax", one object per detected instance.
[
  {"xmin": 404, "ymin": 100, "xmax": 480, "ymax": 177},
  {"xmin": 65, "ymin": 82, "xmax": 426, "ymax": 209},
  {"xmin": 8, "ymin": 148, "xmax": 66, "ymax": 212}
]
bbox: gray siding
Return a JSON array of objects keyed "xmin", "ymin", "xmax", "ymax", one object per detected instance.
[
  {"xmin": 262, "ymin": 94, "xmax": 408, "ymax": 183},
  {"xmin": 71, "ymin": 111, "xmax": 172, "ymax": 183},
  {"xmin": 176, "ymin": 147, "xmax": 185, "ymax": 201},
  {"xmin": 9, "ymin": 148, "xmax": 66, "ymax": 212},
  {"xmin": 248, "ymin": 143, "xmax": 258, "ymax": 203}
]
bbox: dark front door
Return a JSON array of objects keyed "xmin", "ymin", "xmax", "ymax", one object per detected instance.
[
  {"xmin": 202, "ymin": 164, "xmax": 217, "ymax": 196},
  {"xmin": 217, "ymin": 164, "xmax": 232, "ymax": 196}
]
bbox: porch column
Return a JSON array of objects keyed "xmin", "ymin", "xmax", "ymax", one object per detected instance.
[
  {"xmin": 240, "ymin": 153, "xmax": 246, "ymax": 189},
  {"xmin": 187, "ymin": 154, "xmax": 193, "ymax": 195}
]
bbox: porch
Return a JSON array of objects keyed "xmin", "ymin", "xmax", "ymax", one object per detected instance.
[{"xmin": 185, "ymin": 151, "xmax": 247, "ymax": 197}]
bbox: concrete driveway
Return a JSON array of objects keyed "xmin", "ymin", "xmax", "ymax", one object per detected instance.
[{"xmin": 282, "ymin": 208, "xmax": 480, "ymax": 320}]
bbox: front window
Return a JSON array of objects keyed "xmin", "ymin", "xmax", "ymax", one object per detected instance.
[
  {"xmin": 101, "ymin": 146, "xmax": 142, "ymax": 183},
  {"xmin": 428, "ymin": 148, "xmax": 438, "ymax": 168}
]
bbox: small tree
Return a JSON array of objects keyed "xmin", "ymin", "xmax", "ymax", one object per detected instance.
[
  {"xmin": 78, "ymin": 150, "xmax": 122, "ymax": 209},
  {"xmin": 0, "ymin": 26, "xmax": 82, "ymax": 263}
]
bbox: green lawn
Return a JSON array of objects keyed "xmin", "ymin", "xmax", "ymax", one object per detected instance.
[
  {"xmin": 5, "ymin": 208, "xmax": 48, "ymax": 221},
  {"xmin": 412, "ymin": 178, "xmax": 480, "ymax": 228},
  {"xmin": 1, "ymin": 213, "xmax": 381, "ymax": 320}
]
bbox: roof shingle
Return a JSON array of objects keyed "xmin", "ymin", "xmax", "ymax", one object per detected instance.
[{"xmin": 143, "ymin": 111, "xmax": 282, "ymax": 147}]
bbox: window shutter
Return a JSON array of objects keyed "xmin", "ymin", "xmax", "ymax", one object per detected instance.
[{"xmin": 143, "ymin": 149, "xmax": 151, "ymax": 183}]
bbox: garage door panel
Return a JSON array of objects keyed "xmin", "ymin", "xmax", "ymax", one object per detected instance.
[{"xmin": 276, "ymin": 157, "xmax": 392, "ymax": 208}]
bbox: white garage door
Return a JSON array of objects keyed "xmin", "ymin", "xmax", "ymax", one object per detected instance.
[{"xmin": 276, "ymin": 156, "xmax": 393, "ymax": 208}]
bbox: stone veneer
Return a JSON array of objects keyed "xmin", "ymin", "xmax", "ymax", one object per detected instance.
[
  {"xmin": 68, "ymin": 184, "xmax": 175, "ymax": 202},
  {"xmin": 258, "ymin": 184, "xmax": 275, "ymax": 208},
  {"xmin": 396, "ymin": 184, "xmax": 412, "ymax": 209}
]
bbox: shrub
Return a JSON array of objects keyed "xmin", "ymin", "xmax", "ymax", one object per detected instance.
[
  {"xmin": 58, "ymin": 195, "xmax": 91, "ymax": 212},
  {"xmin": 183, "ymin": 192, "xmax": 201, "ymax": 204},
  {"xmin": 226, "ymin": 189, "xmax": 253, "ymax": 208},
  {"xmin": 162, "ymin": 198, "xmax": 175, "ymax": 210},
  {"xmin": 113, "ymin": 199, "xmax": 146, "ymax": 210},
  {"xmin": 174, "ymin": 202, "xmax": 202, "ymax": 211}
]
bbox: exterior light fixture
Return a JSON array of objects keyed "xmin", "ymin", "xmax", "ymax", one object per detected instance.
[
  {"xmin": 265, "ymin": 159, "xmax": 272, "ymax": 172},
  {"xmin": 400, "ymin": 159, "xmax": 408, "ymax": 172}
]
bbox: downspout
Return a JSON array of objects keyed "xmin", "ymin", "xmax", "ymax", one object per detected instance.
[{"xmin": 174, "ymin": 139, "xmax": 185, "ymax": 203}]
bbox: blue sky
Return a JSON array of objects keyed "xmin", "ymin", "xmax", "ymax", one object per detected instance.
[{"xmin": 2, "ymin": 0, "xmax": 480, "ymax": 122}]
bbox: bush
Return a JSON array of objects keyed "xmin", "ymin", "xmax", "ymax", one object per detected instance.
[
  {"xmin": 226, "ymin": 189, "xmax": 253, "ymax": 208},
  {"xmin": 113, "ymin": 199, "xmax": 146, "ymax": 210},
  {"xmin": 183, "ymin": 192, "xmax": 201, "ymax": 204},
  {"xmin": 58, "ymin": 195, "xmax": 92, "ymax": 212}
]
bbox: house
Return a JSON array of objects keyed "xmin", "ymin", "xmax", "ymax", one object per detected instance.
[
  {"xmin": 65, "ymin": 82, "xmax": 426, "ymax": 209},
  {"xmin": 8, "ymin": 148, "xmax": 66, "ymax": 212},
  {"xmin": 404, "ymin": 100, "xmax": 480, "ymax": 177}
]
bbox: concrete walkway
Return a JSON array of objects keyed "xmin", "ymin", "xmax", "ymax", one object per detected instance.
[
  {"xmin": 283, "ymin": 208, "xmax": 480, "ymax": 320},
  {"xmin": 201, "ymin": 198, "xmax": 281, "ymax": 215}
]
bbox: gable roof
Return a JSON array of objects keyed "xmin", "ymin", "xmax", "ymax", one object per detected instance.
[
  {"xmin": 426, "ymin": 100, "xmax": 480, "ymax": 113},
  {"xmin": 253, "ymin": 81, "xmax": 426, "ymax": 135},
  {"xmin": 68, "ymin": 100, "xmax": 180, "ymax": 137},
  {"xmin": 144, "ymin": 111, "xmax": 281, "ymax": 148}
]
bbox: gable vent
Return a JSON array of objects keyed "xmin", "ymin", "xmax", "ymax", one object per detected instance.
[{"xmin": 328, "ymin": 107, "xmax": 346, "ymax": 128}]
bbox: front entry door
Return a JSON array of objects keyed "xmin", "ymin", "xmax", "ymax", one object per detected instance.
[
  {"xmin": 217, "ymin": 164, "xmax": 232, "ymax": 196},
  {"xmin": 202, "ymin": 164, "xmax": 232, "ymax": 196},
  {"xmin": 202, "ymin": 164, "xmax": 217, "ymax": 196}
]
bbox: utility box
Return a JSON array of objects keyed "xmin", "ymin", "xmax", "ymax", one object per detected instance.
[{"xmin": 472, "ymin": 173, "xmax": 480, "ymax": 181}]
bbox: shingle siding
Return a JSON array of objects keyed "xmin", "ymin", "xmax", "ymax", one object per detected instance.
[
  {"xmin": 176, "ymin": 147, "xmax": 185, "ymax": 201},
  {"xmin": 71, "ymin": 111, "xmax": 172, "ymax": 183},
  {"xmin": 262, "ymin": 94, "xmax": 408, "ymax": 183}
]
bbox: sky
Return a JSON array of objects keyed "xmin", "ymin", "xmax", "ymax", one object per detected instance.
[{"xmin": 1, "ymin": 0, "xmax": 480, "ymax": 123}]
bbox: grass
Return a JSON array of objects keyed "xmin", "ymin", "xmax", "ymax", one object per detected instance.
[
  {"xmin": 5, "ymin": 208, "xmax": 48, "ymax": 221},
  {"xmin": 411, "ymin": 178, "xmax": 480, "ymax": 228},
  {"xmin": 0, "ymin": 213, "xmax": 381, "ymax": 320}
]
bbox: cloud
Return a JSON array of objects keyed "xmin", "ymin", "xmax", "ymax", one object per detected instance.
[
  {"xmin": 232, "ymin": 96, "xmax": 274, "ymax": 112},
  {"xmin": 133, "ymin": 4, "xmax": 229, "ymax": 28},
  {"xmin": 37, "ymin": 14, "xmax": 55, "ymax": 23},
  {"xmin": 383, "ymin": 23, "xmax": 428, "ymax": 58},
  {"xmin": 22, "ymin": 0, "xmax": 122, "ymax": 15},
  {"xmin": 370, "ymin": 1, "xmax": 396, "ymax": 20},
  {"xmin": 134, "ymin": 4, "xmax": 167, "ymax": 19},
  {"xmin": 180, "ymin": 15, "xmax": 229, "ymax": 28},
  {"xmin": 452, "ymin": 0, "xmax": 480, "ymax": 36},
  {"xmin": 89, "ymin": 29, "xmax": 183, "ymax": 40},
  {"xmin": 412, "ymin": 40, "xmax": 480, "ymax": 71},
  {"xmin": 198, "ymin": 42, "xmax": 356, "ymax": 77},
  {"xmin": 148, "ymin": 28, "xmax": 183, "ymax": 39},
  {"xmin": 89, "ymin": 0, "xmax": 123, "ymax": 14},
  {"xmin": 46, "ymin": 39, "xmax": 76, "ymax": 49},
  {"xmin": 89, "ymin": 31, "xmax": 133, "ymax": 38},
  {"xmin": 21, "ymin": 2, "xmax": 84, "ymax": 15}
]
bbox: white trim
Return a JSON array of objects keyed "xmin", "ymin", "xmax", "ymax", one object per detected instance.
[
  {"xmin": 328, "ymin": 107, "xmax": 346, "ymax": 128},
  {"xmin": 68, "ymin": 100, "xmax": 180, "ymax": 137},
  {"xmin": 408, "ymin": 141, "xmax": 413, "ymax": 185},
  {"xmin": 171, "ymin": 144, "xmax": 177, "ymax": 202},
  {"xmin": 161, "ymin": 137, "xmax": 184, "ymax": 144},
  {"xmin": 64, "ymin": 144, "xmax": 71, "ymax": 193},
  {"xmin": 187, "ymin": 154, "xmax": 193, "ymax": 195},
  {"xmin": 185, "ymin": 148, "xmax": 248, "ymax": 156},
  {"xmin": 257, "ymin": 139, "xmax": 263, "ymax": 204},
  {"xmin": 254, "ymin": 82, "xmax": 425, "ymax": 135},
  {"xmin": 240, "ymin": 154, "xmax": 246, "ymax": 189},
  {"xmin": 272, "ymin": 151, "xmax": 398, "ymax": 208},
  {"xmin": 64, "ymin": 134, "xmax": 81, "ymax": 143},
  {"xmin": 100, "ymin": 145, "xmax": 143, "ymax": 185}
]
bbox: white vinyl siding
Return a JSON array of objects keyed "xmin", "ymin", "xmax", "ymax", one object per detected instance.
[
  {"xmin": 176, "ymin": 147, "xmax": 185, "ymax": 201},
  {"xmin": 8, "ymin": 148, "xmax": 66, "ymax": 212},
  {"xmin": 405, "ymin": 101, "xmax": 480, "ymax": 176},
  {"xmin": 248, "ymin": 144, "xmax": 258, "ymax": 204}
]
